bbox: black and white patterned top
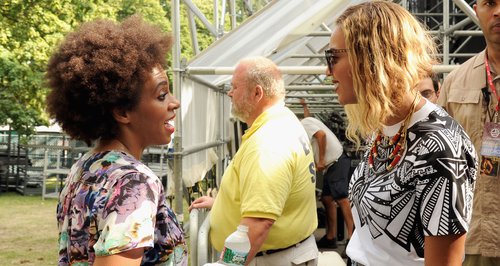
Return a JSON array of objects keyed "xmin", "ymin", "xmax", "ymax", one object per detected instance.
[{"xmin": 346, "ymin": 101, "xmax": 477, "ymax": 266}]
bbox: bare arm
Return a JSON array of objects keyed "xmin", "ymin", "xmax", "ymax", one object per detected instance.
[
  {"xmin": 94, "ymin": 248, "xmax": 143, "ymax": 266},
  {"xmin": 313, "ymin": 130, "xmax": 327, "ymax": 172},
  {"xmin": 241, "ymin": 217, "xmax": 275, "ymax": 266},
  {"xmin": 424, "ymin": 234, "xmax": 466, "ymax": 266},
  {"xmin": 300, "ymin": 98, "xmax": 311, "ymax": 118}
]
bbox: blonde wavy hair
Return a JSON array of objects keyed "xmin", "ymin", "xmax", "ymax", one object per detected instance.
[{"xmin": 337, "ymin": 1, "xmax": 437, "ymax": 147}]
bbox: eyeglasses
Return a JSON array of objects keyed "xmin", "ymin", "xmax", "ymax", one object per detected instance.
[
  {"xmin": 419, "ymin": 89, "xmax": 436, "ymax": 100},
  {"xmin": 324, "ymin": 48, "xmax": 349, "ymax": 73}
]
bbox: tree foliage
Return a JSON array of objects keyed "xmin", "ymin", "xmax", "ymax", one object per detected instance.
[
  {"xmin": 0, "ymin": 0, "xmax": 268, "ymax": 137},
  {"xmin": 0, "ymin": 0, "xmax": 170, "ymax": 136}
]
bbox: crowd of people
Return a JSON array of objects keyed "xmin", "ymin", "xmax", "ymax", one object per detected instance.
[{"xmin": 45, "ymin": 0, "xmax": 496, "ymax": 265}]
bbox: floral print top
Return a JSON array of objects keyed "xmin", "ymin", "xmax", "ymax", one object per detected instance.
[{"xmin": 56, "ymin": 151, "xmax": 187, "ymax": 265}]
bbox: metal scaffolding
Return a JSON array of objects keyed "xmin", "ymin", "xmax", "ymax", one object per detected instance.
[{"xmin": 170, "ymin": 0, "xmax": 484, "ymax": 264}]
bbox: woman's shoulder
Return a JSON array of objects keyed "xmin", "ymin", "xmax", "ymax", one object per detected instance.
[
  {"xmin": 411, "ymin": 103, "xmax": 460, "ymax": 132},
  {"xmin": 409, "ymin": 107, "xmax": 476, "ymax": 157},
  {"xmin": 73, "ymin": 150, "xmax": 161, "ymax": 187}
]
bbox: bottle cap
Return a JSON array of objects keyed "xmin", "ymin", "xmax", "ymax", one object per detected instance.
[{"xmin": 237, "ymin": 224, "xmax": 249, "ymax": 233}]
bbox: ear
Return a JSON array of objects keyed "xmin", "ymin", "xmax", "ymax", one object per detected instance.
[
  {"xmin": 253, "ymin": 85, "xmax": 264, "ymax": 101},
  {"xmin": 112, "ymin": 108, "xmax": 131, "ymax": 125}
]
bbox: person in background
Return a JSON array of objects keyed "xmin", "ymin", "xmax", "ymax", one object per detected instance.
[
  {"xmin": 327, "ymin": 1, "xmax": 477, "ymax": 265},
  {"xmin": 438, "ymin": 1, "xmax": 500, "ymax": 265},
  {"xmin": 416, "ymin": 73, "xmax": 441, "ymax": 103},
  {"xmin": 46, "ymin": 15, "xmax": 187, "ymax": 265},
  {"xmin": 299, "ymin": 98, "xmax": 354, "ymax": 257},
  {"xmin": 189, "ymin": 57, "xmax": 318, "ymax": 266}
]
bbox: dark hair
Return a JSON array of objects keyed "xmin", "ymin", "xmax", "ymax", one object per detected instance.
[
  {"xmin": 430, "ymin": 72, "xmax": 442, "ymax": 93},
  {"xmin": 46, "ymin": 15, "xmax": 172, "ymax": 145}
]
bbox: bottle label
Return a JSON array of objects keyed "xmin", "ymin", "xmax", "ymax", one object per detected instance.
[{"xmin": 220, "ymin": 246, "xmax": 248, "ymax": 266}]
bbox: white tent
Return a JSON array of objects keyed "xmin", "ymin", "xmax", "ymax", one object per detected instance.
[{"xmin": 172, "ymin": 0, "xmax": 366, "ymax": 210}]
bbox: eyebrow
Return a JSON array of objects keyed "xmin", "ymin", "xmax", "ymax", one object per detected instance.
[{"xmin": 155, "ymin": 80, "xmax": 169, "ymax": 91}]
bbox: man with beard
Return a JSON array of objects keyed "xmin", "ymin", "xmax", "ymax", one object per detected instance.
[{"xmin": 189, "ymin": 57, "xmax": 318, "ymax": 265}]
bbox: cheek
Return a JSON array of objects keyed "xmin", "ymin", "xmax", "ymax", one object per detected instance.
[
  {"xmin": 335, "ymin": 62, "xmax": 350, "ymax": 79},
  {"xmin": 338, "ymin": 68, "xmax": 352, "ymax": 85},
  {"xmin": 148, "ymin": 104, "xmax": 166, "ymax": 120}
]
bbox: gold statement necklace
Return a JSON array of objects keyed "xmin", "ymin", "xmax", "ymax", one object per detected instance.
[{"xmin": 367, "ymin": 94, "xmax": 420, "ymax": 175}]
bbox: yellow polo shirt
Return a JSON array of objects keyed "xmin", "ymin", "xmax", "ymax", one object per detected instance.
[{"xmin": 209, "ymin": 103, "xmax": 317, "ymax": 251}]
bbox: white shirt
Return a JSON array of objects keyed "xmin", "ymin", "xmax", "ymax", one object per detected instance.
[
  {"xmin": 300, "ymin": 117, "xmax": 343, "ymax": 168},
  {"xmin": 347, "ymin": 101, "xmax": 477, "ymax": 265}
]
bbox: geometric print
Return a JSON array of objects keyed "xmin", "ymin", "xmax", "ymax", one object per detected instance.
[{"xmin": 350, "ymin": 106, "xmax": 477, "ymax": 258}]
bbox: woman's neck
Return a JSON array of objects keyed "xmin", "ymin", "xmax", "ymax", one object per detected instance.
[
  {"xmin": 94, "ymin": 138, "xmax": 142, "ymax": 159},
  {"xmin": 384, "ymin": 93, "xmax": 424, "ymax": 127}
]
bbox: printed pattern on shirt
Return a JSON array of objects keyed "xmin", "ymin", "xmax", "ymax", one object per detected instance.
[
  {"xmin": 350, "ymin": 107, "xmax": 477, "ymax": 257},
  {"xmin": 57, "ymin": 151, "xmax": 187, "ymax": 265}
]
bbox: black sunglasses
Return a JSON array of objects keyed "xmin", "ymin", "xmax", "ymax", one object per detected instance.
[{"xmin": 324, "ymin": 48, "xmax": 349, "ymax": 72}]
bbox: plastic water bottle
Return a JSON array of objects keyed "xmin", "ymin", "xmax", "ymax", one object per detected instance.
[{"xmin": 219, "ymin": 225, "xmax": 251, "ymax": 265}]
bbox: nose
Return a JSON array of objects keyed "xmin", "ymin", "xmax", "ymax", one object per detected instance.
[
  {"xmin": 227, "ymin": 88, "xmax": 234, "ymax": 97},
  {"xmin": 325, "ymin": 65, "xmax": 332, "ymax": 77},
  {"xmin": 169, "ymin": 95, "xmax": 180, "ymax": 110},
  {"xmin": 495, "ymin": 6, "xmax": 500, "ymax": 17}
]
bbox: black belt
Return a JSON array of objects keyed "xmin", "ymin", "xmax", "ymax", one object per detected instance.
[{"xmin": 255, "ymin": 236, "xmax": 309, "ymax": 257}]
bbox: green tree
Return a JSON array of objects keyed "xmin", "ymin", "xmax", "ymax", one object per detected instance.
[
  {"xmin": 0, "ymin": 0, "xmax": 170, "ymax": 136},
  {"xmin": 0, "ymin": 0, "xmax": 268, "ymax": 137}
]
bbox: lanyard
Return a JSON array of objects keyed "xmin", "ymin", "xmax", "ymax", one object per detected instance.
[{"xmin": 485, "ymin": 51, "xmax": 500, "ymax": 112}]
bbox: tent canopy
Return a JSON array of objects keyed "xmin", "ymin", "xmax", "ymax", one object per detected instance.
[{"xmin": 185, "ymin": 0, "xmax": 366, "ymax": 114}]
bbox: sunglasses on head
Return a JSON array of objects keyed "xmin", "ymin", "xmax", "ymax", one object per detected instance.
[{"xmin": 324, "ymin": 48, "xmax": 349, "ymax": 72}]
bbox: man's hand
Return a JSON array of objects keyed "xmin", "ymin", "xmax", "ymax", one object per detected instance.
[
  {"xmin": 241, "ymin": 217, "xmax": 275, "ymax": 266},
  {"xmin": 188, "ymin": 196, "xmax": 215, "ymax": 211},
  {"xmin": 299, "ymin": 98, "xmax": 307, "ymax": 106},
  {"xmin": 316, "ymin": 159, "xmax": 326, "ymax": 173}
]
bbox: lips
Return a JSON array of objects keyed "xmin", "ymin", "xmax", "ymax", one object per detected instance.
[
  {"xmin": 491, "ymin": 22, "xmax": 500, "ymax": 31},
  {"xmin": 332, "ymin": 82, "xmax": 339, "ymax": 92},
  {"xmin": 165, "ymin": 115, "xmax": 176, "ymax": 134}
]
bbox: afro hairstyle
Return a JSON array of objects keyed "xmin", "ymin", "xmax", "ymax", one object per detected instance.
[{"xmin": 45, "ymin": 15, "xmax": 172, "ymax": 145}]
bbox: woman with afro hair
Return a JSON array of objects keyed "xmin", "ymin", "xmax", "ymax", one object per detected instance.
[{"xmin": 46, "ymin": 15, "xmax": 187, "ymax": 265}]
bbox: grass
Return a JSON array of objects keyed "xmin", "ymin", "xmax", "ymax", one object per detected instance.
[{"xmin": 0, "ymin": 192, "xmax": 59, "ymax": 266}]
